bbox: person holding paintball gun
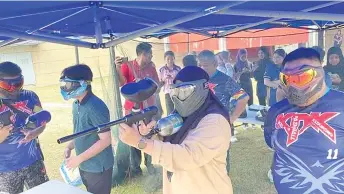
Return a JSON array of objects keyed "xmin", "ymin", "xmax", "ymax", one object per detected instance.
[
  {"xmin": 0, "ymin": 62, "xmax": 49, "ymax": 194},
  {"xmin": 118, "ymin": 66, "xmax": 234, "ymax": 194}
]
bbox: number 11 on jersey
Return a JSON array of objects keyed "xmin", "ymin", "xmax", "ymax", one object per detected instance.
[{"xmin": 327, "ymin": 149, "xmax": 339, "ymax": 160}]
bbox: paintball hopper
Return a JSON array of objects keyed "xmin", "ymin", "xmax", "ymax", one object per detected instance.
[{"xmin": 121, "ymin": 78, "xmax": 158, "ymax": 103}]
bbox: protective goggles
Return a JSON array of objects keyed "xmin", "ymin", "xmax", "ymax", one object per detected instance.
[
  {"xmin": 280, "ymin": 68, "xmax": 317, "ymax": 87},
  {"xmin": 170, "ymin": 79, "xmax": 207, "ymax": 101},
  {"xmin": 59, "ymin": 78, "xmax": 90, "ymax": 92},
  {"xmin": 0, "ymin": 75, "xmax": 24, "ymax": 92}
]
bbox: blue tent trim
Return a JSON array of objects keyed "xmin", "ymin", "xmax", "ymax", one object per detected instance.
[{"xmin": 0, "ymin": 1, "xmax": 342, "ymax": 48}]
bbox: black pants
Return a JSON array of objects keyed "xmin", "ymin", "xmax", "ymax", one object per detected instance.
[
  {"xmin": 0, "ymin": 160, "xmax": 49, "ymax": 194},
  {"xmin": 241, "ymin": 81, "xmax": 253, "ymax": 106},
  {"xmin": 80, "ymin": 167, "xmax": 113, "ymax": 194},
  {"xmin": 258, "ymin": 96, "xmax": 266, "ymax": 106},
  {"xmin": 165, "ymin": 93, "xmax": 174, "ymax": 115},
  {"xmin": 129, "ymin": 147, "xmax": 154, "ymax": 174}
]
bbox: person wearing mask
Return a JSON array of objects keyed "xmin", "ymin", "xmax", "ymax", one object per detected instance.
[
  {"xmin": 324, "ymin": 47, "xmax": 344, "ymax": 91},
  {"xmin": 182, "ymin": 55, "xmax": 198, "ymax": 67},
  {"xmin": 114, "ymin": 42, "xmax": 160, "ymax": 184},
  {"xmin": 198, "ymin": 50, "xmax": 249, "ymax": 175},
  {"xmin": 264, "ymin": 47, "xmax": 344, "ymax": 194},
  {"xmin": 60, "ymin": 64, "xmax": 114, "ymax": 194},
  {"xmin": 0, "ymin": 62, "xmax": 49, "ymax": 194},
  {"xmin": 118, "ymin": 66, "xmax": 234, "ymax": 194},
  {"xmin": 264, "ymin": 49, "xmax": 286, "ymax": 106},
  {"xmin": 159, "ymin": 51, "xmax": 181, "ymax": 115},
  {"xmin": 253, "ymin": 47, "xmax": 273, "ymax": 106},
  {"xmin": 234, "ymin": 49, "xmax": 254, "ymax": 106},
  {"xmin": 276, "ymin": 47, "xmax": 333, "ymax": 103}
]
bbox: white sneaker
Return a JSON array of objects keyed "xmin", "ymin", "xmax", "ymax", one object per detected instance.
[
  {"xmin": 268, "ymin": 169, "xmax": 274, "ymax": 183},
  {"xmin": 243, "ymin": 124, "xmax": 249, "ymax": 130},
  {"xmin": 231, "ymin": 136, "xmax": 238, "ymax": 143}
]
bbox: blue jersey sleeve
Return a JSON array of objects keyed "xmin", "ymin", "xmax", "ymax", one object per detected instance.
[{"xmin": 264, "ymin": 108, "xmax": 277, "ymax": 148}]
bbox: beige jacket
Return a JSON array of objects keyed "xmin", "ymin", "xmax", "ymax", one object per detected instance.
[{"xmin": 152, "ymin": 114, "xmax": 233, "ymax": 194}]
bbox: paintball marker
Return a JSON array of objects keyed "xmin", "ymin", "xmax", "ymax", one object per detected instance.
[
  {"xmin": 57, "ymin": 78, "xmax": 159, "ymax": 144},
  {"xmin": 57, "ymin": 106, "xmax": 158, "ymax": 144},
  {"xmin": 143, "ymin": 113, "xmax": 183, "ymax": 139}
]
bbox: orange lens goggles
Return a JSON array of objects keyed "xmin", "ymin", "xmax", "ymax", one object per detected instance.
[
  {"xmin": 280, "ymin": 68, "xmax": 317, "ymax": 87},
  {"xmin": 0, "ymin": 76, "xmax": 24, "ymax": 92}
]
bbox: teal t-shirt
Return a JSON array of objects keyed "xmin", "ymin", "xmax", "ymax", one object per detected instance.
[{"xmin": 72, "ymin": 92, "xmax": 114, "ymax": 173}]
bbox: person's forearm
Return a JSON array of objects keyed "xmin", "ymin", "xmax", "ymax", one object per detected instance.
[
  {"xmin": 78, "ymin": 138, "xmax": 111, "ymax": 163},
  {"xmin": 33, "ymin": 126, "xmax": 45, "ymax": 137},
  {"xmin": 0, "ymin": 134, "xmax": 9, "ymax": 143},
  {"xmin": 67, "ymin": 140, "xmax": 75, "ymax": 150},
  {"xmin": 116, "ymin": 67, "xmax": 126, "ymax": 86},
  {"xmin": 230, "ymin": 96, "xmax": 249, "ymax": 123}
]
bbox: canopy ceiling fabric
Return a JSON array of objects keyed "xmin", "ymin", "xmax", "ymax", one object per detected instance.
[{"xmin": 0, "ymin": 1, "xmax": 342, "ymax": 47}]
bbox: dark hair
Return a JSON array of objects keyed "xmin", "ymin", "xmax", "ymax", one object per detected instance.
[
  {"xmin": 164, "ymin": 51, "xmax": 175, "ymax": 59},
  {"xmin": 183, "ymin": 55, "xmax": 197, "ymax": 67},
  {"xmin": 326, "ymin": 46, "xmax": 344, "ymax": 66},
  {"xmin": 259, "ymin": 46, "xmax": 271, "ymax": 60},
  {"xmin": 282, "ymin": 48, "xmax": 320, "ymax": 67},
  {"xmin": 136, "ymin": 42, "xmax": 152, "ymax": 56},
  {"xmin": 274, "ymin": 49, "xmax": 287, "ymax": 58},
  {"xmin": 198, "ymin": 50, "xmax": 216, "ymax": 61},
  {"xmin": 60, "ymin": 64, "xmax": 93, "ymax": 81},
  {"xmin": 219, "ymin": 51, "xmax": 229, "ymax": 59},
  {"xmin": 311, "ymin": 46, "xmax": 325, "ymax": 62},
  {"xmin": 0, "ymin": 61, "xmax": 22, "ymax": 77}
]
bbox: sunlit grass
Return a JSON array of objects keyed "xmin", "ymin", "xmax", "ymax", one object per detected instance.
[{"xmin": 26, "ymin": 78, "xmax": 277, "ymax": 194}]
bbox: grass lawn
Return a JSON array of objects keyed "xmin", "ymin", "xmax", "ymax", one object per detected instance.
[{"xmin": 25, "ymin": 78, "xmax": 277, "ymax": 194}]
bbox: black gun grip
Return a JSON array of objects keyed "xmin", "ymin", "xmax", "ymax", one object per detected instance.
[{"xmin": 125, "ymin": 106, "xmax": 158, "ymax": 126}]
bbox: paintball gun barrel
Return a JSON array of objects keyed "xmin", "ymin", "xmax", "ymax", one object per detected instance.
[{"xmin": 57, "ymin": 106, "xmax": 158, "ymax": 144}]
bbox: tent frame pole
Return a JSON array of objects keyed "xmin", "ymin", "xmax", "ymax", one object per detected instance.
[
  {"xmin": 92, "ymin": 3, "xmax": 103, "ymax": 44},
  {"xmin": 104, "ymin": 2, "xmax": 243, "ymax": 47},
  {"xmin": 0, "ymin": 5, "xmax": 89, "ymax": 21},
  {"xmin": 218, "ymin": 1, "xmax": 342, "ymax": 37},
  {"xmin": 0, "ymin": 28, "xmax": 95, "ymax": 48},
  {"xmin": 217, "ymin": 8, "xmax": 344, "ymax": 23},
  {"xmin": 0, "ymin": 7, "xmax": 90, "ymax": 48},
  {"xmin": 100, "ymin": 6, "xmax": 213, "ymax": 38}
]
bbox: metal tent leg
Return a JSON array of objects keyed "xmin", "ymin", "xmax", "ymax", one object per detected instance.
[{"xmin": 75, "ymin": 47, "xmax": 80, "ymax": 64}]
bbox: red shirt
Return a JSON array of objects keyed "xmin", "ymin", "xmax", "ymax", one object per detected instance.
[{"xmin": 121, "ymin": 60, "xmax": 159, "ymax": 111}]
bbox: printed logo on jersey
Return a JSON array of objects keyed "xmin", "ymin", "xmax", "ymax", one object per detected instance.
[
  {"xmin": 274, "ymin": 139, "xmax": 344, "ymax": 193},
  {"xmin": 205, "ymin": 82, "xmax": 218, "ymax": 94},
  {"xmin": 275, "ymin": 112, "xmax": 340, "ymax": 147},
  {"xmin": 11, "ymin": 100, "xmax": 33, "ymax": 115}
]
